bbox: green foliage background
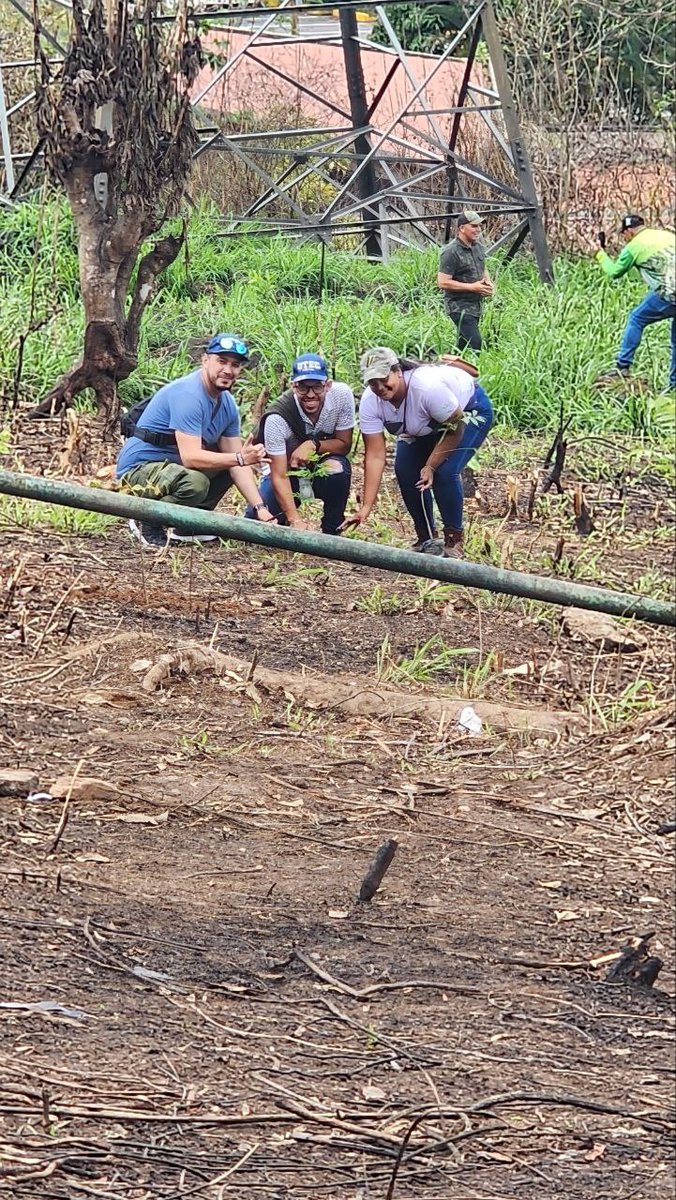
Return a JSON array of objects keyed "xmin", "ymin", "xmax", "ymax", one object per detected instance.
[{"xmin": 0, "ymin": 200, "xmax": 673, "ymax": 438}]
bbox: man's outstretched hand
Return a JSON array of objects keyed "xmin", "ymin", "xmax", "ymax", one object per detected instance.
[
  {"xmin": 254, "ymin": 505, "xmax": 277, "ymax": 523},
  {"xmin": 289, "ymin": 440, "xmax": 316, "ymax": 469},
  {"xmin": 239, "ymin": 437, "xmax": 267, "ymax": 467},
  {"xmin": 288, "ymin": 515, "xmax": 312, "ymax": 531}
]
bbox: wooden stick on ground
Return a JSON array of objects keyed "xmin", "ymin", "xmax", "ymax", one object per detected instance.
[
  {"xmin": 358, "ymin": 839, "xmax": 398, "ymax": 902},
  {"xmin": 46, "ymin": 757, "xmax": 84, "ymax": 857},
  {"xmin": 31, "ymin": 572, "xmax": 85, "ymax": 660}
]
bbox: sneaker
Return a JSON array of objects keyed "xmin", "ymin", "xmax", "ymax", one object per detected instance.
[
  {"xmin": 411, "ymin": 535, "xmax": 438, "ymax": 551},
  {"xmin": 168, "ymin": 527, "xmax": 218, "ymax": 544},
  {"xmin": 419, "ymin": 538, "xmax": 444, "ymax": 556},
  {"xmin": 128, "ymin": 519, "xmax": 168, "ymax": 549}
]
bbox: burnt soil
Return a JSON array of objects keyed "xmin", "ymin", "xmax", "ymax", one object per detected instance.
[{"xmin": 1, "ymin": 416, "xmax": 675, "ymax": 1200}]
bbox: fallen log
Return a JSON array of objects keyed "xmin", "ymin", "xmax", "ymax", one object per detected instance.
[{"xmin": 139, "ymin": 643, "xmax": 583, "ymax": 738}]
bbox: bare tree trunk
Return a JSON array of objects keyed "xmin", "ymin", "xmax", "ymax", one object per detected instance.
[
  {"xmin": 29, "ymin": 0, "xmax": 202, "ymax": 425},
  {"xmin": 30, "ymin": 231, "xmax": 183, "ymax": 420}
]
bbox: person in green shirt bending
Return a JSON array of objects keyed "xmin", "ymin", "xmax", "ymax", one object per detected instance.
[{"xmin": 595, "ymin": 214, "xmax": 675, "ymax": 392}]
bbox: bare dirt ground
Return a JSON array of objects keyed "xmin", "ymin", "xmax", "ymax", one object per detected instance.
[{"xmin": 1, "ymin": 418, "xmax": 675, "ymax": 1200}]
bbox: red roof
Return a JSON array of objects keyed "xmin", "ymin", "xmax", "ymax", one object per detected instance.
[{"xmin": 194, "ymin": 28, "xmax": 488, "ymax": 155}]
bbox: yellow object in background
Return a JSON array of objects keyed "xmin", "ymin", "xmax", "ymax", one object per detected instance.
[{"xmin": 331, "ymin": 7, "xmax": 375, "ymax": 18}]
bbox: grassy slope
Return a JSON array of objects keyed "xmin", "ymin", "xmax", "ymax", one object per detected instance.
[{"xmin": 0, "ymin": 201, "xmax": 674, "ymax": 438}]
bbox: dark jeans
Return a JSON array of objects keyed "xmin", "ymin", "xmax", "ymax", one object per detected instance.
[
  {"xmin": 449, "ymin": 308, "xmax": 482, "ymax": 352},
  {"xmin": 250, "ymin": 455, "xmax": 351, "ymax": 534},
  {"xmin": 617, "ymin": 291, "xmax": 676, "ymax": 389},
  {"xmin": 394, "ymin": 385, "xmax": 493, "ymax": 536}
]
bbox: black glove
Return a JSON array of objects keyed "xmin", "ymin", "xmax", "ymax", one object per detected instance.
[{"xmin": 597, "ymin": 231, "xmax": 606, "ymax": 250}]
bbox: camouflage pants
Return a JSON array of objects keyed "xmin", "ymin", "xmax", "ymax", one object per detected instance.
[{"xmin": 120, "ymin": 460, "xmax": 233, "ymax": 509}]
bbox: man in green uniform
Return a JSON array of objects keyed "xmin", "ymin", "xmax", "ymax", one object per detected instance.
[
  {"xmin": 595, "ymin": 214, "xmax": 675, "ymax": 392},
  {"xmin": 438, "ymin": 210, "xmax": 494, "ymax": 351}
]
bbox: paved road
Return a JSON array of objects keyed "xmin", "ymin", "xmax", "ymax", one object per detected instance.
[{"xmin": 231, "ymin": 12, "xmax": 376, "ymax": 39}]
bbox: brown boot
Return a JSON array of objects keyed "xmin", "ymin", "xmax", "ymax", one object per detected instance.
[{"xmin": 443, "ymin": 527, "xmax": 463, "ymax": 558}]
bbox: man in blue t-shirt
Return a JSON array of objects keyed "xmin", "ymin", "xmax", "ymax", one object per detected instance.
[{"xmin": 117, "ymin": 333, "xmax": 275, "ymax": 548}]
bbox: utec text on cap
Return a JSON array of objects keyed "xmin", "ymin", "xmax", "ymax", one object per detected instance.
[{"xmin": 291, "ymin": 354, "xmax": 329, "ymax": 381}]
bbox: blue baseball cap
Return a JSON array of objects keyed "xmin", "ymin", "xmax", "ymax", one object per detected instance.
[
  {"xmin": 206, "ymin": 333, "xmax": 249, "ymax": 359},
  {"xmin": 291, "ymin": 353, "xmax": 329, "ymax": 382}
]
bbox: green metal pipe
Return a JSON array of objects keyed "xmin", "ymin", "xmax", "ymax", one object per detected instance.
[{"xmin": 1, "ymin": 469, "xmax": 674, "ymax": 627}]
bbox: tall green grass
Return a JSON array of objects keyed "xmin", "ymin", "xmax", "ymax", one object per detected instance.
[{"xmin": 0, "ymin": 199, "xmax": 673, "ymax": 437}]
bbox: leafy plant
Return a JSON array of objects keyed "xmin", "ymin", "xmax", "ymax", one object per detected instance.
[
  {"xmin": 590, "ymin": 678, "xmax": 659, "ymax": 730},
  {"xmin": 355, "ymin": 585, "xmax": 404, "ymax": 615},
  {"xmin": 377, "ymin": 633, "xmax": 478, "ymax": 685},
  {"xmin": 371, "ymin": 3, "xmax": 468, "ymax": 54},
  {"xmin": 0, "ymin": 495, "xmax": 112, "ymax": 536},
  {"xmin": 261, "ymin": 561, "xmax": 332, "ymax": 590},
  {"xmin": 179, "ymin": 729, "xmax": 223, "ymax": 757},
  {"xmin": 415, "ymin": 580, "xmax": 457, "ymax": 610},
  {"xmin": 458, "ymin": 650, "xmax": 499, "ymax": 697}
]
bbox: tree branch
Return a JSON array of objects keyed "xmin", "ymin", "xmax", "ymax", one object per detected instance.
[
  {"xmin": 125, "ymin": 232, "xmax": 184, "ymax": 353},
  {"xmin": 106, "ymin": 207, "xmax": 145, "ymax": 264}
]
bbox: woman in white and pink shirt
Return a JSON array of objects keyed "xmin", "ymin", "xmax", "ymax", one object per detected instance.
[{"xmin": 344, "ymin": 347, "xmax": 493, "ymax": 558}]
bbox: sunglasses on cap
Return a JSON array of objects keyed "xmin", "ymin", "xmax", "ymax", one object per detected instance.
[{"xmin": 207, "ymin": 334, "xmax": 249, "ymax": 358}]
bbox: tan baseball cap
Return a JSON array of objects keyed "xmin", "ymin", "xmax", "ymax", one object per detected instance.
[
  {"xmin": 360, "ymin": 346, "xmax": 399, "ymax": 384},
  {"xmin": 457, "ymin": 210, "xmax": 483, "ymax": 227}
]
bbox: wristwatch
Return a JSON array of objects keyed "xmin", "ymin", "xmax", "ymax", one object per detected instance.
[{"xmin": 312, "ymin": 436, "xmax": 323, "ymax": 454}]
